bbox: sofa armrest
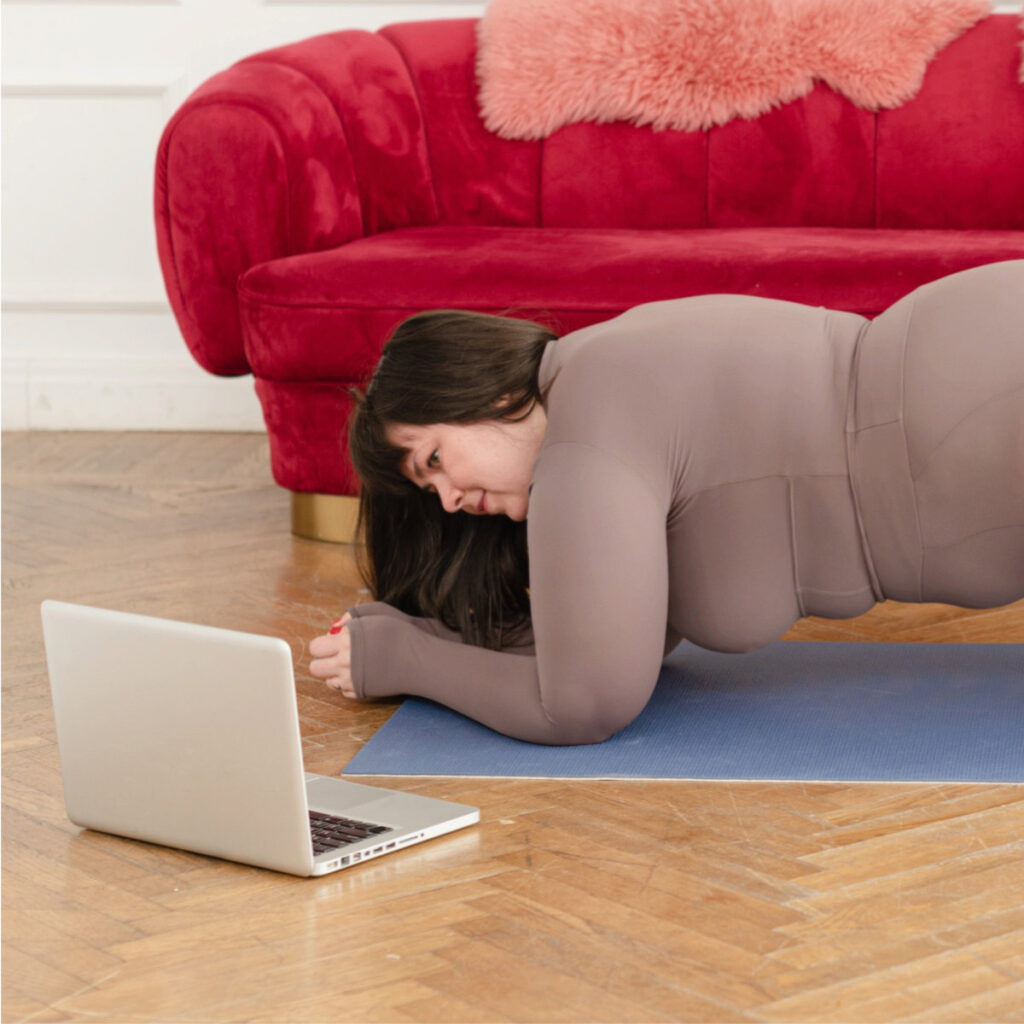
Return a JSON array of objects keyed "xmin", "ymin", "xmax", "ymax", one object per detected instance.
[
  {"xmin": 155, "ymin": 43, "xmax": 367, "ymax": 376},
  {"xmin": 155, "ymin": 61, "xmax": 361, "ymax": 375},
  {"xmin": 156, "ymin": 29, "xmax": 441, "ymax": 377}
]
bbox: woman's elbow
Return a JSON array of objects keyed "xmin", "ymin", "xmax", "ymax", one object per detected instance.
[
  {"xmin": 541, "ymin": 681, "xmax": 653, "ymax": 746},
  {"xmin": 542, "ymin": 717, "xmax": 623, "ymax": 746}
]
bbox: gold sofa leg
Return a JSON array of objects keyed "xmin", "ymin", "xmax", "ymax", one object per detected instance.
[{"xmin": 291, "ymin": 493, "xmax": 360, "ymax": 544}]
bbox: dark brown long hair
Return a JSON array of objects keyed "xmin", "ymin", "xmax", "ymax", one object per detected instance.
[{"xmin": 348, "ymin": 310, "xmax": 557, "ymax": 649}]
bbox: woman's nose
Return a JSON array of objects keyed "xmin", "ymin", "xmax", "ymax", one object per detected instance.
[{"xmin": 437, "ymin": 479, "xmax": 463, "ymax": 514}]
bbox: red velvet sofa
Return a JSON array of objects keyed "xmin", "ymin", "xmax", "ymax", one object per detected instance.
[{"xmin": 154, "ymin": 14, "xmax": 1024, "ymax": 541}]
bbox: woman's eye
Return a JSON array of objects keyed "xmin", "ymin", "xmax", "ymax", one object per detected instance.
[{"xmin": 427, "ymin": 449, "xmax": 440, "ymax": 469}]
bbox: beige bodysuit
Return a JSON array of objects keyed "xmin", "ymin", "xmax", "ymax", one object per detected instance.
[{"xmin": 345, "ymin": 260, "xmax": 1024, "ymax": 744}]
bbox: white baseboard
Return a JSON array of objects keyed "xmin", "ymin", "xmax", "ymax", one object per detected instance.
[
  {"xmin": 1, "ymin": 309, "xmax": 265, "ymax": 431},
  {"xmin": 2, "ymin": 355, "xmax": 265, "ymax": 431}
]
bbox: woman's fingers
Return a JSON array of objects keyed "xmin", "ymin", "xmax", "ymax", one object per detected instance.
[
  {"xmin": 309, "ymin": 625, "xmax": 354, "ymax": 697},
  {"xmin": 329, "ymin": 612, "xmax": 353, "ymax": 635},
  {"xmin": 310, "ymin": 656, "xmax": 353, "ymax": 695},
  {"xmin": 309, "ymin": 653, "xmax": 341, "ymax": 677},
  {"xmin": 309, "ymin": 634, "xmax": 335, "ymax": 658}
]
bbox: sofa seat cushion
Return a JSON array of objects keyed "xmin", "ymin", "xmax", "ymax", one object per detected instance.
[{"xmin": 238, "ymin": 226, "xmax": 1024, "ymax": 381}]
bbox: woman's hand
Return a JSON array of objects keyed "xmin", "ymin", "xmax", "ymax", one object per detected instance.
[{"xmin": 309, "ymin": 613, "xmax": 355, "ymax": 697}]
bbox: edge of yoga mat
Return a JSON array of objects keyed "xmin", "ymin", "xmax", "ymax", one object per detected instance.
[{"xmin": 342, "ymin": 641, "xmax": 1024, "ymax": 783}]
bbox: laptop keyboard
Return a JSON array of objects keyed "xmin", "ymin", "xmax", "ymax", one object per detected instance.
[{"xmin": 309, "ymin": 810, "xmax": 393, "ymax": 855}]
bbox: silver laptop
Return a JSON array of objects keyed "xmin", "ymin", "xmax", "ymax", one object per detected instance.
[{"xmin": 40, "ymin": 600, "xmax": 479, "ymax": 877}]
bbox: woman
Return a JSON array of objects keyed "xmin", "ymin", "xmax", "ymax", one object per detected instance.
[{"xmin": 309, "ymin": 260, "xmax": 1024, "ymax": 744}]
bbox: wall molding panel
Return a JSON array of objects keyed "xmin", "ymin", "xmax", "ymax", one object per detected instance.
[
  {"xmin": 3, "ymin": 1, "xmax": 180, "ymax": 5},
  {"xmin": 3, "ymin": 299, "xmax": 170, "ymax": 314},
  {"xmin": 2, "ymin": 80, "xmax": 179, "ymax": 97},
  {"xmin": 3, "ymin": 84, "xmax": 186, "ymax": 313},
  {"xmin": 3, "ymin": 0, "xmax": 479, "ymax": 431}
]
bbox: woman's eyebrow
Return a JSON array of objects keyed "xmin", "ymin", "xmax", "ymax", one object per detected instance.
[{"xmin": 405, "ymin": 450, "xmax": 426, "ymax": 485}]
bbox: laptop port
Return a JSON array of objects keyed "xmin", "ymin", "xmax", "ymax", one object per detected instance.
[{"xmin": 385, "ymin": 842, "xmax": 396, "ymax": 850}]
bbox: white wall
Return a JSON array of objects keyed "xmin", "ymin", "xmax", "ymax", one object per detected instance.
[{"xmin": 1, "ymin": 0, "xmax": 485, "ymax": 431}]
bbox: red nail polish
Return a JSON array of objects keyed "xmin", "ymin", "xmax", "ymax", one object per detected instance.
[{"xmin": 329, "ymin": 624, "xmax": 342, "ymax": 635}]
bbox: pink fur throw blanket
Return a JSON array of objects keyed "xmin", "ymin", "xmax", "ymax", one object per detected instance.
[{"xmin": 476, "ymin": 0, "xmax": 997, "ymax": 138}]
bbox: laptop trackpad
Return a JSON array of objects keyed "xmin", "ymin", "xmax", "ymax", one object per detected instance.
[{"xmin": 305, "ymin": 774, "xmax": 458, "ymax": 829}]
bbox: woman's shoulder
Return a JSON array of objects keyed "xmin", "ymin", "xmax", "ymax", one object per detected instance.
[
  {"xmin": 550, "ymin": 293, "xmax": 838, "ymax": 376},
  {"xmin": 546, "ymin": 295, "xmax": 757, "ymax": 381}
]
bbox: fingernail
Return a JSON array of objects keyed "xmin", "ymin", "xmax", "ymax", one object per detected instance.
[{"xmin": 329, "ymin": 623, "xmax": 343, "ymax": 635}]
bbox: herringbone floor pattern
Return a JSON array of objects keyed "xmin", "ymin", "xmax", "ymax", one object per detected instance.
[{"xmin": 3, "ymin": 431, "xmax": 1023, "ymax": 1023}]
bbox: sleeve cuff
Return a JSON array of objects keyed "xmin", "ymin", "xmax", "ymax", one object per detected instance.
[{"xmin": 346, "ymin": 614, "xmax": 370, "ymax": 699}]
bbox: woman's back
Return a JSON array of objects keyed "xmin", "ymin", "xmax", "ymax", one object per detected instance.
[{"xmin": 536, "ymin": 294, "xmax": 875, "ymax": 653}]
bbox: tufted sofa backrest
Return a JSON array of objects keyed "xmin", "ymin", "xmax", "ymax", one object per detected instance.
[
  {"xmin": 368, "ymin": 15, "xmax": 1024, "ymax": 231},
  {"xmin": 160, "ymin": 15, "xmax": 1023, "ymax": 377}
]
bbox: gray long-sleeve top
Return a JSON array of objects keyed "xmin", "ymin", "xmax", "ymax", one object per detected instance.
[{"xmin": 346, "ymin": 263, "xmax": 1024, "ymax": 745}]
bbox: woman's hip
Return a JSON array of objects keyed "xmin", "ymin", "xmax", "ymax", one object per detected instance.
[{"xmin": 847, "ymin": 260, "xmax": 1024, "ymax": 605}]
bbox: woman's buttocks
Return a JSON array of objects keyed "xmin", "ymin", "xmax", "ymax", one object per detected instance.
[{"xmin": 849, "ymin": 261, "xmax": 1024, "ymax": 607}]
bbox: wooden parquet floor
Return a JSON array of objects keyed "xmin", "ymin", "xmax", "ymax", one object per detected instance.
[{"xmin": 3, "ymin": 431, "xmax": 1023, "ymax": 1024}]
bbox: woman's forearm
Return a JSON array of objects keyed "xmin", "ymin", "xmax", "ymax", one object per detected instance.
[{"xmin": 347, "ymin": 612, "xmax": 617, "ymax": 744}]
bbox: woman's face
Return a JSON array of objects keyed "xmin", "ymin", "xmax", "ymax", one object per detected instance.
[{"xmin": 387, "ymin": 403, "xmax": 547, "ymax": 521}]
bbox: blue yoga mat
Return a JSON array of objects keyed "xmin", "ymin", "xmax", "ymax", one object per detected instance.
[{"xmin": 344, "ymin": 642, "xmax": 1024, "ymax": 782}]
